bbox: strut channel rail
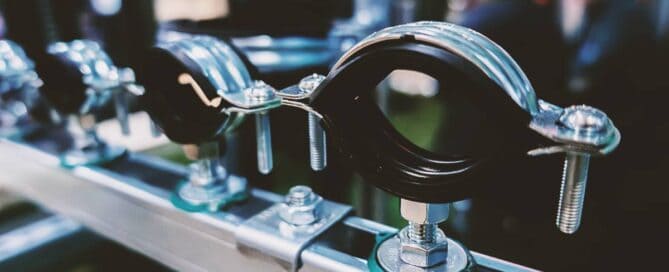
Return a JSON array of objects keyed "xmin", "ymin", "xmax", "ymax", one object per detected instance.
[{"xmin": 0, "ymin": 137, "xmax": 537, "ymax": 272}]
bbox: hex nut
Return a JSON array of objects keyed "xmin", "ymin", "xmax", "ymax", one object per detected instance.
[
  {"xmin": 298, "ymin": 74, "xmax": 326, "ymax": 93},
  {"xmin": 278, "ymin": 186, "xmax": 323, "ymax": 226},
  {"xmin": 399, "ymin": 226, "xmax": 448, "ymax": 267},
  {"xmin": 400, "ymin": 199, "xmax": 449, "ymax": 224}
]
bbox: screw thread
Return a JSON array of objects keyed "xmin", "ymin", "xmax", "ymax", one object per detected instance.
[
  {"xmin": 255, "ymin": 112, "xmax": 273, "ymax": 174},
  {"xmin": 308, "ymin": 113, "xmax": 327, "ymax": 171},
  {"xmin": 408, "ymin": 222, "xmax": 437, "ymax": 243},
  {"xmin": 556, "ymin": 153, "xmax": 590, "ymax": 234}
]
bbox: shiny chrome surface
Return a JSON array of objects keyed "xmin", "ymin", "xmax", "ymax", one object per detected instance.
[
  {"xmin": 236, "ymin": 189, "xmax": 350, "ymax": 271},
  {"xmin": 529, "ymin": 103, "xmax": 619, "ymax": 234},
  {"xmin": 327, "ymin": 21, "xmax": 621, "ymax": 157},
  {"xmin": 0, "ymin": 40, "xmax": 40, "ymax": 94},
  {"xmin": 552, "ymin": 105, "xmax": 615, "ymax": 234},
  {"xmin": 278, "ymin": 186, "xmax": 323, "ymax": 226},
  {"xmin": 0, "ymin": 136, "xmax": 537, "ymax": 271},
  {"xmin": 332, "ymin": 22, "xmax": 620, "ymax": 236},
  {"xmin": 529, "ymin": 102, "xmax": 620, "ymax": 156},
  {"xmin": 399, "ymin": 226, "xmax": 449, "ymax": 268},
  {"xmin": 60, "ymin": 115, "xmax": 126, "ymax": 167},
  {"xmin": 244, "ymin": 81, "xmax": 276, "ymax": 174},
  {"xmin": 298, "ymin": 74, "xmax": 328, "ymax": 171},
  {"xmin": 0, "ymin": 40, "xmax": 41, "ymax": 135},
  {"xmin": 45, "ymin": 40, "xmax": 140, "ymax": 166},
  {"xmin": 390, "ymin": 200, "xmax": 454, "ymax": 268},
  {"xmin": 557, "ymin": 153, "xmax": 590, "ymax": 234},
  {"xmin": 378, "ymin": 235, "xmax": 468, "ymax": 272},
  {"xmin": 159, "ymin": 37, "xmax": 281, "ymax": 115},
  {"xmin": 47, "ymin": 40, "xmax": 118, "ymax": 91},
  {"xmin": 179, "ymin": 142, "xmax": 248, "ymax": 210},
  {"xmin": 400, "ymin": 200, "xmax": 449, "ymax": 225},
  {"xmin": 47, "ymin": 40, "xmax": 141, "ymax": 114},
  {"xmin": 332, "ymin": 21, "xmax": 540, "ymax": 115},
  {"xmin": 0, "ymin": 138, "xmax": 276, "ymax": 272}
]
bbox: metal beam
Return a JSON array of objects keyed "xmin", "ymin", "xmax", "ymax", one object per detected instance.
[{"xmin": 0, "ymin": 138, "xmax": 538, "ymax": 272}]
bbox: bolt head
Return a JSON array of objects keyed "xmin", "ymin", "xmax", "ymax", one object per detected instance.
[
  {"xmin": 556, "ymin": 105, "xmax": 617, "ymax": 148},
  {"xmin": 559, "ymin": 105, "xmax": 609, "ymax": 133},
  {"xmin": 400, "ymin": 199, "xmax": 449, "ymax": 224},
  {"xmin": 298, "ymin": 74, "xmax": 326, "ymax": 94},
  {"xmin": 399, "ymin": 226, "xmax": 448, "ymax": 267},
  {"xmin": 279, "ymin": 186, "xmax": 323, "ymax": 226},
  {"xmin": 245, "ymin": 80, "xmax": 273, "ymax": 100},
  {"xmin": 286, "ymin": 185, "xmax": 314, "ymax": 204}
]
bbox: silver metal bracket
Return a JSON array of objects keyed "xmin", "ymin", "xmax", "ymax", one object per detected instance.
[
  {"xmin": 220, "ymin": 80, "xmax": 283, "ymax": 115},
  {"xmin": 0, "ymin": 134, "xmax": 540, "ymax": 271},
  {"xmin": 235, "ymin": 199, "xmax": 352, "ymax": 271},
  {"xmin": 528, "ymin": 100, "xmax": 620, "ymax": 156}
]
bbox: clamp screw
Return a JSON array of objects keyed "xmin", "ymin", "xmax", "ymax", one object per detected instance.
[
  {"xmin": 299, "ymin": 74, "xmax": 327, "ymax": 171},
  {"xmin": 286, "ymin": 185, "xmax": 315, "ymax": 206},
  {"xmin": 556, "ymin": 105, "xmax": 608, "ymax": 234},
  {"xmin": 255, "ymin": 111, "xmax": 273, "ymax": 174},
  {"xmin": 399, "ymin": 199, "xmax": 449, "ymax": 267},
  {"xmin": 247, "ymin": 81, "xmax": 274, "ymax": 174},
  {"xmin": 279, "ymin": 185, "xmax": 323, "ymax": 226},
  {"xmin": 246, "ymin": 80, "xmax": 271, "ymax": 100}
]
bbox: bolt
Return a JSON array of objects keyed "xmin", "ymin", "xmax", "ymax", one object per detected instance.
[
  {"xmin": 113, "ymin": 89, "xmax": 130, "ymax": 135},
  {"xmin": 246, "ymin": 80, "xmax": 271, "ymax": 101},
  {"xmin": 279, "ymin": 185, "xmax": 322, "ymax": 226},
  {"xmin": 255, "ymin": 111, "xmax": 273, "ymax": 174},
  {"xmin": 246, "ymin": 81, "xmax": 274, "ymax": 175},
  {"xmin": 299, "ymin": 74, "xmax": 327, "ymax": 171},
  {"xmin": 179, "ymin": 142, "xmax": 230, "ymax": 209},
  {"xmin": 555, "ymin": 105, "xmax": 607, "ymax": 234},
  {"xmin": 308, "ymin": 114, "xmax": 327, "ymax": 171},
  {"xmin": 399, "ymin": 199, "xmax": 450, "ymax": 267},
  {"xmin": 298, "ymin": 74, "xmax": 325, "ymax": 92},
  {"xmin": 188, "ymin": 158, "xmax": 227, "ymax": 187},
  {"xmin": 556, "ymin": 153, "xmax": 590, "ymax": 234},
  {"xmin": 286, "ymin": 185, "xmax": 314, "ymax": 206},
  {"xmin": 399, "ymin": 225, "xmax": 448, "ymax": 268}
]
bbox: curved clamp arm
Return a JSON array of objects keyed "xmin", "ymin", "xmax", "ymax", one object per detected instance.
[
  {"xmin": 298, "ymin": 21, "xmax": 620, "ymax": 203},
  {"xmin": 0, "ymin": 40, "xmax": 42, "ymax": 95},
  {"xmin": 140, "ymin": 35, "xmax": 281, "ymax": 173},
  {"xmin": 40, "ymin": 40, "xmax": 142, "ymax": 135}
]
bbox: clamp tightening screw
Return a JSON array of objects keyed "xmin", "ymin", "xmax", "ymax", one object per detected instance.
[
  {"xmin": 299, "ymin": 74, "xmax": 327, "ymax": 171},
  {"xmin": 556, "ymin": 105, "xmax": 609, "ymax": 234},
  {"xmin": 279, "ymin": 185, "xmax": 323, "ymax": 226},
  {"xmin": 246, "ymin": 81, "xmax": 274, "ymax": 174}
]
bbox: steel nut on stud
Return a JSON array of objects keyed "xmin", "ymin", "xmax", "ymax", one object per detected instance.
[
  {"xmin": 279, "ymin": 186, "xmax": 323, "ymax": 226},
  {"xmin": 400, "ymin": 199, "xmax": 450, "ymax": 225},
  {"xmin": 399, "ymin": 227, "xmax": 449, "ymax": 268},
  {"xmin": 399, "ymin": 200, "xmax": 450, "ymax": 267}
]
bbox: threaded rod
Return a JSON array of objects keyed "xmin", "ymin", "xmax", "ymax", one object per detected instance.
[{"xmin": 556, "ymin": 153, "xmax": 590, "ymax": 234}]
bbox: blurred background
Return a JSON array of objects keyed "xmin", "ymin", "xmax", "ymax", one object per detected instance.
[{"xmin": 0, "ymin": 0, "xmax": 668, "ymax": 271}]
